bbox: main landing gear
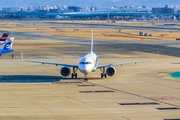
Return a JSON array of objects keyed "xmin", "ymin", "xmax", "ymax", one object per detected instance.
[
  {"xmin": 71, "ymin": 67, "xmax": 78, "ymax": 78},
  {"xmin": 100, "ymin": 67, "xmax": 107, "ymax": 78}
]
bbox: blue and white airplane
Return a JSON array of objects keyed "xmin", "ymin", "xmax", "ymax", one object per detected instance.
[
  {"xmin": 21, "ymin": 31, "xmax": 158, "ymax": 79},
  {"xmin": 0, "ymin": 38, "xmax": 14, "ymax": 56}
]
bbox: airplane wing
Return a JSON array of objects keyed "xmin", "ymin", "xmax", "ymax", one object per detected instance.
[
  {"xmin": 21, "ymin": 52, "xmax": 78, "ymax": 68},
  {"xmin": 97, "ymin": 52, "xmax": 159, "ymax": 68}
]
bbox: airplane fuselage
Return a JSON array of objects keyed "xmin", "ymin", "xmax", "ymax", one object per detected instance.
[
  {"xmin": 78, "ymin": 52, "xmax": 98, "ymax": 75},
  {"xmin": 0, "ymin": 50, "xmax": 14, "ymax": 55}
]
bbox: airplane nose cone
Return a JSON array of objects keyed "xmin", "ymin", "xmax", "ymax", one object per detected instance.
[
  {"xmin": 79, "ymin": 65, "xmax": 92, "ymax": 74},
  {"xmin": 79, "ymin": 65, "xmax": 88, "ymax": 74}
]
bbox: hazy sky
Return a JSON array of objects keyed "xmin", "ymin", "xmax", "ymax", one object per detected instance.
[{"xmin": 0, "ymin": 0, "xmax": 180, "ymax": 8}]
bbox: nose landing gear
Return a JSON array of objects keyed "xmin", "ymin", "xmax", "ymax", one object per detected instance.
[
  {"xmin": 84, "ymin": 74, "xmax": 88, "ymax": 81},
  {"xmin": 71, "ymin": 67, "xmax": 78, "ymax": 78},
  {"xmin": 100, "ymin": 67, "xmax": 107, "ymax": 78}
]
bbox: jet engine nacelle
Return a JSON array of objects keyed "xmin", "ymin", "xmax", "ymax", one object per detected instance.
[
  {"xmin": 60, "ymin": 66, "xmax": 71, "ymax": 77},
  {"xmin": 106, "ymin": 66, "xmax": 116, "ymax": 77}
]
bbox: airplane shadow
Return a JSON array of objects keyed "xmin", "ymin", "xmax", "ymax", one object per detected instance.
[{"xmin": 0, "ymin": 75, "xmax": 63, "ymax": 83}]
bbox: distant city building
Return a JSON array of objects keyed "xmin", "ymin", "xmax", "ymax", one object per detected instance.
[
  {"xmin": 38, "ymin": 5, "xmax": 52, "ymax": 11},
  {"xmin": 33, "ymin": 7, "xmax": 38, "ymax": 12},
  {"xmin": 119, "ymin": 7, "xmax": 124, "ymax": 9},
  {"xmin": 54, "ymin": 6, "xmax": 57, "ymax": 9},
  {"xmin": 177, "ymin": 10, "xmax": 180, "ymax": 13},
  {"xmin": 68, "ymin": 6, "xmax": 80, "ymax": 12},
  {"xmin": 49, "ymin": 9, "xmax": 58, "ymax": 12},
  {"xmin": 57, "ymin": 10, "xmax": 74, "ymax": 13},
  {"xmin": 18, "ymin": 7, "xmax": 24, "ymax": 11},
  {"xmin": 152, "ymin": 5, "xmax": 174, "ymax": 14},
  {"xmin": 56, "ymin": 4, "xmax": 61, "ymax": 9},
  {"xmin": 174, "ymin": 5, "xmax": 179, "ymax": 13},
  {"xmin": 13, "ymin": 7, "xmax": 18, "ymax": 12},
  {"xmin": 38, "ymin": 10, "xmax": 48, "ymax": 12},
  {"xmin": 27, "ymin": 6, "xmax": 33, "ymax": 12},
  {"xmin": 129, "ymin": 5, "xmax": 134, "ymax": 8},
  {"xmin": 90, "ymin": 6, "xmax": 99, "ymax": 11},
  {"xmin": 62, "ymin": 6, "xmax": 68, "ymax": 10},
  {"xmin": 124, "ymin": 5, "xmax": 129, "ymax": 9},
  {"xmin": 38, "ymin": 5, "xmax": 43, "ymax": 10},
  {"xmin": 23, "ymin": 7, "xmax": 28, "ymax": 12},
  {"xmin": 142, "ymin": 6, "xmax": 147, "ymax": 8},
  {"xmin": 111, "ymin": 6, "xmax": 119, "ymax": 10},
  {"xmin": 81, "ymin": 6, "xmax": 88, "ymax": 11},
  {"xmin": 2, "ymin": 7, "xmax": 13, "ymax": 12},
  {"xmin": 174, "ymin": 5, "xmax": 179, "ymax": 10}
]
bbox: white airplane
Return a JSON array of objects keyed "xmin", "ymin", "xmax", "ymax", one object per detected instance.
[{"xmin": 21, "ymin": 31, "xmax": 158, "ymax": 79}]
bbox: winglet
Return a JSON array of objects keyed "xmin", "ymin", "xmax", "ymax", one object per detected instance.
[{"xmin": 21, "ymin": 51, "xmax": 24, "ymax": 60}]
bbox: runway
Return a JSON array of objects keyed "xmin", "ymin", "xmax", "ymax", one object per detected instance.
[{"xmin": 0, "ymin": 21, "xmax": 179, "ymax": 120}]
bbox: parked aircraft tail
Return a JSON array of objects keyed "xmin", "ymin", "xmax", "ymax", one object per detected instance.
[
  {"xmin": 0, "ymin": 33, "xmax": 10, "ymax": 41},
  {"xmin": 0, "ymin": 38, "xmax": 14, "ymax": 50}
]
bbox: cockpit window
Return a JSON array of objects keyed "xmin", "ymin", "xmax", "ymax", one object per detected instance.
[{"xmin": 80, "ymin": 62, "xmax": 92, "ymax": 64}]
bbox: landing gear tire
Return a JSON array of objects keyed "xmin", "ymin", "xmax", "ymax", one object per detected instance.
[
  {"xmin": 100, "ymin": 67, "xmax": 107, "ymax": 79},
  {"xmin": 72, "ymin": 67, "xmax": 78, "ymax": 79},
  {"xmin": 75, "ymin": 73, "xmax": 77, "ymax": 78},
  {"xmin": 101, "ymin": 73, "xmax": 103, "ymax": 78},
  {"xmin": 72, "ymin": 73, "xmax": 77, "ymax": 79},
  {"xmin": 104, "ymin": 73, "xmax": 107, "ymax": 78},
  {"xmin": 71, "ymin": 73, "xmax": 74, "ymax": 78},
  {"xmin": 101, "ymin": 73, "xmax": 107, "ymax": 78}
]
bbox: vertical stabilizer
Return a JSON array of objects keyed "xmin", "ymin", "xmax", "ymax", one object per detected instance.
[
  {"xmin": 0, "ymin": 38, "xmax": 14, "ymax": 50},
  {"xmin": 91, "ymin": 30, "xmax": 93, "ymax": 53},
  {"xmin": 0, "ymin": 33, "xmax": 10, "ymax": 41}
]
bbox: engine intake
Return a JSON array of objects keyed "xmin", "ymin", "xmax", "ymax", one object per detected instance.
[
  {"xmin": 106, "ymin": 66, "xmax": 116, "ymax": 77},
  {"xmin": 60, "ymin": 67, "xmax": 71, "ymax": 77}
]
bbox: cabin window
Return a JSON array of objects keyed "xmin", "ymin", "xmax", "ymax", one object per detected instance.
[{"xmin": 80, "ymin": 62, "xmax": 92, "ymax": 64}]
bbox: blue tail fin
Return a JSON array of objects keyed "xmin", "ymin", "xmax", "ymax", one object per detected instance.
[{"xmin": 0, "ymin": 38, "xmax": 14, "ymax": 50}]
